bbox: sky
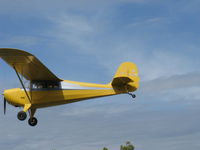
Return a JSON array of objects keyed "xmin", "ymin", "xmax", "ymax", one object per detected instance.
[{"xmin": 0, "ymin": 0, "xmax": 200, "ymax": 150}]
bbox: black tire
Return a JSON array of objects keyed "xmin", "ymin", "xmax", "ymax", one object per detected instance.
[
  {"xmin": 17, "ymin": 111, "xmax": 27, "ymax": 121},
  {"xmin": 28, "ymin": 117, "xmax": 38, "ymax": 126}
]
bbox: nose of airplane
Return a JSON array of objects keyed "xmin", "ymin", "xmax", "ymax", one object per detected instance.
[
  {"xmin": 3, "ymin": 90, "xmax": 8, "ymax": 101},
  {"xmin": 3, "ymin": 89, "xmax": 13, "ymax": 105}
]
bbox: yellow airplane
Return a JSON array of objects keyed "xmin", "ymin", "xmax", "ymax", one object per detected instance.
[{"xmin": 0, "ymin": 48, "xmax": 140, "ymax": 126}]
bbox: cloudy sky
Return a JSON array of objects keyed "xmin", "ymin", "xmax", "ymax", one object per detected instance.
[{"xmin": 0, "ymin": 0, "xmax": 200, "ymax": 150}]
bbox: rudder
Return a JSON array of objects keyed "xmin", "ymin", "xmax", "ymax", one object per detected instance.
[{"xmin": 111, "ymin": 62, "xmax": 139, "ymax": 92}]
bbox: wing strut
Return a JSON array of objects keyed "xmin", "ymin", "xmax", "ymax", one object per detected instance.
[{"xmin": 13, "ymin": 66, "xmax": 31, "ymax": 103}]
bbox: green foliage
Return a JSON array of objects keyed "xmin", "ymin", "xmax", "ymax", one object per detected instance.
[
  {"xmin": 120, "ymin": 141, "xmax": 135, "ymax": 150},
  {"xmin": 103, "ymin": 147, "xmax": 109, "ymax": 150}
]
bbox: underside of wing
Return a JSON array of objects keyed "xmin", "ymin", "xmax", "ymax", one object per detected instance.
[{"xmin": 0, "ymin": 48, "xmax": 61, "ymax": 81}]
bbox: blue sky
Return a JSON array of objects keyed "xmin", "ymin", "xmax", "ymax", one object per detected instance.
[{"xmin": 1, "ymin": 0, "xmax": 200, "ymax": 150}]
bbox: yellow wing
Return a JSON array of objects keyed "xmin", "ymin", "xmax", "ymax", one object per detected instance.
[{"xmin": 0, "ymin": 48, "xmax": 61, "ymax": 81}]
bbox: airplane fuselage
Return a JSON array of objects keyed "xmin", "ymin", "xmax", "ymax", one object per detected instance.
[{"xmin": 4, "ymin": 80, "xmax": 132, "ymax": 109}]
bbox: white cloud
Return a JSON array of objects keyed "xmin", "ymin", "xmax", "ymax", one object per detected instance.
[
  {"xmin": 43, "ymin": 10, "xmax": 200, "ymax": 82},
  {"xmin": 50, "ymin": 15, "xmax": 94, "ymax": 34},
  {"xmin": 142, "ymin": 72, "xmax": 200, "ymax": 93},
  {"xmin": 128, "ymin": 17, "xmax": 170, "ymax": 27},
  {"xmin": 47, "ymin": 14, "xmax": 96, "ymax": 47},
  {"xmin": 61, "ymin": 104, "xmax": 131, "ymax": 117},
  {"xmin": 2, "ymin": 0, "xmax": 199, "ymax": 83},
  {"xmin": 0, "ymin": 0, "xmax": 148, "ymax": 15},
  {"xmin": 138, "ymin": 72, "xmax": 200, "ymax": 105},
  {"xmin": 169, "ymin": 0, "xmax": 200, "ymax": 14},
  {"xmin": 0, "ymin": 35, "xmax": 39, "ymax": 47},
  {"xmin": 44, "ymin": 14, "xmax": 193, "ymax": 81}
]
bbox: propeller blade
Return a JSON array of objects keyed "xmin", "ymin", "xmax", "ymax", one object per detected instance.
[{"xmin": 4, "ymin": 98, "xmax": 6, "ymax": 115}]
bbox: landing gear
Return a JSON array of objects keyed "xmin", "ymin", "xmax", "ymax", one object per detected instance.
[
  {"xmin": 28, "ymin": 108, "xmax": 38, "ymax": 127},
  {"xmin": 17, "ymin": 111, "xmax": 27, "ymax": 121},
  {"xmin": 125, "ymin": 86, "xmax": 136, "ymax": 99},
  {"xmin": 17, "ymin": 109, "xmax": 38, "ymax": 126},
  {"xmin": 128, "ymin": 92, "xmax": 136, "ymax": 99},
  {"xmin": 28, "ymin": 117, "xmax": 38, "ymax": 126}
]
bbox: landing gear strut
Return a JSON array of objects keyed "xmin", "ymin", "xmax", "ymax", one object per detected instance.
[
  {"xmin": 13, "ymin": 65, "xmax": 38, "ymax": 126},
  {"xmin": 17, "ymin": 111, "xmax": 27, "ymax": 121},
  {"xmin": 17, "ymin": 109, "xmax": 38, "ymax": 126},
  {"xmin": 28, "ymin": 108, "xmax": 38, "ymax": 126}
]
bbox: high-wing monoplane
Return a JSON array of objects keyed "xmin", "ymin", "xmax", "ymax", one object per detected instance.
[{"xmin": 0, "ymin": 48, "xmax": 140, "ymax": 126}]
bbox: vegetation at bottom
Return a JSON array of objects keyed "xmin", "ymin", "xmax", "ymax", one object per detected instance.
[
  {"xmin": 52, "ymin": 141, "xmax": 135, "ymax": 150},
  {"xmin": 103, "ymin": 141, "xmax": 135, "ymax": 150}
]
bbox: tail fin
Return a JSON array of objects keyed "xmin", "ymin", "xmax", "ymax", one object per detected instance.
[{"xmin": 111, "ymin": 62, "xmax": 140, "ymax": 93}]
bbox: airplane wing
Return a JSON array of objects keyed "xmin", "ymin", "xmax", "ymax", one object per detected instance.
[{"xmin": 0, "ymin": 48, "xmax": 61, "ymax": 81}]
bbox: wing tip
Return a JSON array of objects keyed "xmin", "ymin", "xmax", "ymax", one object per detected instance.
[{"xmin": 0, "ymin": 48, "xmax": 33, "ymax": 56}]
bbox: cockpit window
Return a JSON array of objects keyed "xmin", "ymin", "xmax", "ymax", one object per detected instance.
[{"xmin": 31, "ymin": 81, "xmax": 60, "ymax": 90}]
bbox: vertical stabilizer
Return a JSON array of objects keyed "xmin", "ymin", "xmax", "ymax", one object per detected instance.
[{"xmin": 111, "ymin": 62, "xmax": 140, "ymax": 92}]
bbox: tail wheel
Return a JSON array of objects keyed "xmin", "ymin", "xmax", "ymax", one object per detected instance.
[
  {"xmin": 131, "ymin": 94, "xmax": 136, "ymax": 98},
  {"xmin": 28, "ymin": 117, "xmax": 38, "ymax": 126},
  {"xmin": 17, "ymin": 111, "xmax": 27, "ymax": 121},
  {"xmin": 127, "ymin": 93, "xmax": 136, "ymax": 99}
]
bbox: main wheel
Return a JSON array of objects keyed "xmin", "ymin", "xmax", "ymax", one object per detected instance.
[
  {"xmin": 17, "ymin": 111, "xmax": 27, "ymax": 121},
  {"xmin": 28, "ymin": 117, "xmax": 38, "ymax": 126}
]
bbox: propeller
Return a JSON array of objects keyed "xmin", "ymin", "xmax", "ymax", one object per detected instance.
[{"xmin": 4, "ymin": 97, "xmax": 6, "ymax": 115}]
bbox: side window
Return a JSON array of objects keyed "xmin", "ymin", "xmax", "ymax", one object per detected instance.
[{"xmin": 31, "ymin": 81, "xmax": 60, "ymax": 90}]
